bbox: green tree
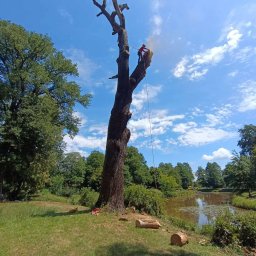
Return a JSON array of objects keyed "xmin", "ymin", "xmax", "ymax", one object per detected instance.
[
  {"xmin": 58, "ymin": 152, "xmax": 86, "ymax": 191},
  {"xmin": 84, "ymin": 151, "xmax": 104, "ymax": 192},
  {"xmin": 205, "ymin": 162, "xmax": 224, "ymax": 188},
  {"xmin": 158, "ymin": 173, "xmax": 179, "ymax": 197},
  {"xmin": 124, "ymin": 146, "xmax": 152, "ymax": 186},
  {"xmin": 158, "ymin": 162, "xmax": 181, "ymax": 186},
  {"xmin": 238, "ymin": 124, "xmax": 256, "ymax": 156},
  {"xmin": 0, "ymin": 21, "xmax": 91, "ymax": 199},
  {"xmin": 195, "ymin": 166, "xmax": 207, "ymax": 187},
  {"xmin": 224, "ymin": 154, "xmax": 255, "ymax": 197},
  {"xmin": 174, "ymin": 162, "xmax": 194, "ymax": 189}
]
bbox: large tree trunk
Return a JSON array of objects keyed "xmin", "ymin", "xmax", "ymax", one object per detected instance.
[
  {"xmin": 96, "ymin": 28, "xmax": 131, "ymax": 211},
  {"xmin": 93, "ymin": 1, "xmax": 152, "ymax": 211}
]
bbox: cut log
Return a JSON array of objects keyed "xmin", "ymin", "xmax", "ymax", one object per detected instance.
[
  {"xmin": 135, "ymin": 219, "xmax": 161, "ymax": 229},
  {"xmin": 170, "ymin": 232, "xmax": 188, "ymax": 246}
]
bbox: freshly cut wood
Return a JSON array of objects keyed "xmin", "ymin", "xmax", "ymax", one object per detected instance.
[
  {"xmin": 170, "ymin": 232, "xmax": 188, "ymax": 246},
  {"xmin": 135, "ymin": 219, "xmax": 161, "ymax": 229}
]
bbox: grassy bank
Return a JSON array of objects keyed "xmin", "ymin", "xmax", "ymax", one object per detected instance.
[
  {"xmin": 0, "ymin": 200, "xmax": 241, "ymax": 256},
  {"xmin": 232, "ymin": 192, "xmax": 256, "ymax": 210}
]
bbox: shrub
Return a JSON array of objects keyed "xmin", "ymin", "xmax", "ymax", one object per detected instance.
[
  {"xmin": 124, "ymin": 185, "xmax": 165, "ymax": 216},
  {"xmin": 211, "ymin": 211, "xmax": 256, "ymax": 248},
  {"xmin": 200, "ymin": 224, "xmax": 214, "ymax": 236},
  {"xmin": 237, "ymin": 214, "xmax": 256, "ymax": 247},
  {"xmin": 79, "ymin": 188, "xmax": 99, "ymax": 209},
  {"xmin": 69, "ymin": 194, "xmax": 81, "ymax": 205},
  {"xmin": 211, "ymin": 211, "xmax": 238, "ymax": 247}
]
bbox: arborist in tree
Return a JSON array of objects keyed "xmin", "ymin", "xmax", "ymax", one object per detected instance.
[{"xmin": 137, "ymin": 44, "xmax": 149, "ymax": 63}]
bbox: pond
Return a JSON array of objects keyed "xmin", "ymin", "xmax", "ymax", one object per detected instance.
[{"xmin": 166, "ymin": 192, "xmax": 236, "ymax": 226}]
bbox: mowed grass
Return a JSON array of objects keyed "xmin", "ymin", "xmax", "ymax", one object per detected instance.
[{"xmin": 0, "ymin": 201, "xmax": 241, "ymax": 256}]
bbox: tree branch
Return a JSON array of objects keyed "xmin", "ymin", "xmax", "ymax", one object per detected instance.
[
  {"xmin": 130, "ymin": 51, "xmax": 153, "ymax": 91},
  {"xmin": 112, "ymin": 0, "xmax": 125, "ymax": 28},
  {"xmin": 92, "ymin": 0, "xmax": 120, "ymax": 34}
]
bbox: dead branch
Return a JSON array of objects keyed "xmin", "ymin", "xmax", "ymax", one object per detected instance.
[
  {"xmin": 92, "ymin": 0, "xmax": 120, "ymax": 34},
  {"xmin": 112, "ymin": 0, "xmax": 125, "ymax": 28}
]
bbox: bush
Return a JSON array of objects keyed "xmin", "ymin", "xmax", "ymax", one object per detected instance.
[
  {"xmin": 211, "ymin": 211, "xmax": 238, "ymax": 247},
  {"xmin": 238, "ymin": 214, "xmax": 256, "ymax": 247},
  {"xmin": 79, "ymin": 188, "xmax": 99, "ymax": 209},
  {"xmin": 211, "ymin": 211, "xmax": 256, "ymax": 248},
  {"xmin": 200, "ymin": 224, "xmax": 214, "ymax": 236},
  {"xmin": 124, "ymin": 185, "xmax": 165, "ymax": 216},
  {"xmin": 69, "ymin": 194, "xmax": 81, "ymax": 205}
]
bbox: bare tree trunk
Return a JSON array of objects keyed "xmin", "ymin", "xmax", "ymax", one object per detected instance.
[{"xmin": 92, "ymin": 0, "xmax": 152, "ymax": 211}]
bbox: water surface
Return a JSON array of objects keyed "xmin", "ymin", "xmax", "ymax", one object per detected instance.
[{"xmin": 166, "ymin": 192, "xmax": 235, "ymax": 226}]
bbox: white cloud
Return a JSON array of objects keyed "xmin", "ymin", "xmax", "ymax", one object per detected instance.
[
  {"xmin": 65, "ymin": 48, "xmax": 99, "ymax": 85},
  {"xmin": 175, "ymin": 126, "xmax": 235, "ymax": 146},
  {"xmin": 129, "ymin": 110, "xmax": 184, "ymax": 141},
  {"xmin": 172, "ymin": 103, "xmax": 236, "ymax": 146},
  {"xmin": 58, "ymin": 9, "xmax": 73, "ymax": 24},
  {"xmin": 191, "ymin": 107, "xmax": 204, "ymax": 116},
  {"xmin": 64, "ymin": 134, "xmax": 106, "ymax": 153},
  {"xmin": 173, "ymin": 28, "xmax": 242, "ymax": 80},
  {"xmin": 172, "ymin": 122, "xmax": 197, "ymax": 133},
  {"xmin": 88, "ymin": 124, "xmax": 108, "ymax": 136},
  {"xmin": 238, "ymin": 80, "xmax": 256, "ymax": 112},
  {"xmin": 228, "ymin": 71, "xmax": 238, "ymax": 77},
  {"xmin": 206, "ymin": 104, "xmax": 232, "ymax": 127},
  {"xmin": 173, "ymin": 57, "xmax": 188, "ymax": 78},
  {"xmin": 233, "ymin": 47, "xmax": 256, "ymax": 63},
  {"xmin": 132, "ymin": 84, "xmax": 162, "ymax": 111},
  {"xmin": 202, "ymin": 147, "xmax": 232, "ymax": 161}
]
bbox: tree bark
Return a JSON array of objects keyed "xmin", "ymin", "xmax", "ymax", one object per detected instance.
[{"xmin": 93, "ymin": 1, "xmax": 152, "ymax": 211}]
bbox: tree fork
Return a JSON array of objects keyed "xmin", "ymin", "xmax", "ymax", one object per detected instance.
[{"xmin": 92, "ymin": 0, "xmax": 152, "ymax": 211}]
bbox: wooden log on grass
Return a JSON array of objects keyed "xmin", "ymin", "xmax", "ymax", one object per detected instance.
[
  {"xmin": 135, "ymin": 219, "xmax": 161, "ymax": 229},
  {"xmin": 170, "ymin": 232, "xmax": 188, "ymax": 246}
]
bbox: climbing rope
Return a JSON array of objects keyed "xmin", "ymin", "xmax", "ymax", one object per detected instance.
[
  {"xmin": 144, "ymin": 78, "xmax": 158, "ymax": 189},
  {"xmin": 145, "ymin": 82, "xmax": 156, "ymax": 168}
]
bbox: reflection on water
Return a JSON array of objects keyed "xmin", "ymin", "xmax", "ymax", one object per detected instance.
[{"xmin": 166, "ymin": 192, "xmax": 235, "ymax": 226}]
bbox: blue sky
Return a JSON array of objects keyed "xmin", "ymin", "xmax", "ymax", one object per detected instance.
[{"xmin": 1, "ymin": 0, "xmax": 256, "ymax": 171}]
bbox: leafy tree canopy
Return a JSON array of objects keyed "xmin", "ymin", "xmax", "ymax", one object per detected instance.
[
  {"xmin": 0, "ymin": 21, "xmax": 91, "ymax": 199},
  {"xmin": 174, "ymin": 162, "xmax": 194, "ymax": 189},
  {"xmin": 238, "ymin": 124, "xmax": 256, "ymax": 156},
  {"xmin": 205, "ymin": 162, "xmax": 224, "ymax": 188},
  {"xmin": 124, "ymin": 146, "xmax": 152, "ymax": 186}
]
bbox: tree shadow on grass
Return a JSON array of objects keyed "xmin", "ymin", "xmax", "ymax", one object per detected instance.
[
  {"xmin": 32, "ymin": 209, "xmax": 90, "ymax": 217},
  {"xmin": 95, "ymin": 242, "xmax": 200, "ymax": 256}
]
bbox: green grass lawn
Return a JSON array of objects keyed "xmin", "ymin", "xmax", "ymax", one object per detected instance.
[{"xmin": 0, "ymin": 201, "xmax": 242, "ymax": 256}]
